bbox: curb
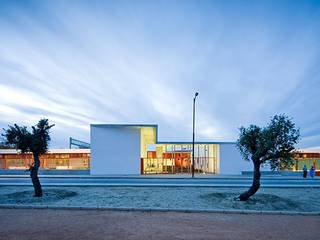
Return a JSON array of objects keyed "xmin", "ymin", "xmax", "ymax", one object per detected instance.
[
  {"xmin": 0, "ymin": 175, "xmax": 319, "ymax": 180},
  {"xmin": 0, "ymin": 204, "xmax": 319, "ymax": 216},
  {"xmin": 1, "ymin": 184, "xmax": 320, "ymax": 188}
]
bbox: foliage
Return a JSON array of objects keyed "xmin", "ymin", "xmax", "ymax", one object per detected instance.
[
  {"xmin": 0, "ymin": 135, "xmax": 13, "ymax": 149},
  {"xmin": 2, "ymin": 119, "xmax": 54, "ymax": 197},
  {"xmin": 237, "ymin": 114, "xmax": 300, "ymax": 171},
  {"xmin": 2, "ymin": 119, "xmax": 54, "ymax": 155}
]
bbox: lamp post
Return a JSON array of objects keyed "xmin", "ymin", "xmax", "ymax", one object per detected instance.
[{"xmin": 192, "ymin": 92, "xmax": 199, "ymax": 178}]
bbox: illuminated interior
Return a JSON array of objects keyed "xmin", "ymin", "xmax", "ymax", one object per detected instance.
[
  {"xmin": 0, "ymin": 151, "xmax": 90, "ymax": 170},
  {"xmin": 1, "ymin": 125, "xmax": 317, "ymax": 175},
  {"xmin": 140, "ymin": 126, "xmax": 220, "ymax": 174},
  {"xmin": 293, "ymin": 152, "xmax": 320, "ymax": 172}
]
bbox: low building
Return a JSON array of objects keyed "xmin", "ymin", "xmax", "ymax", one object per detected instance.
[
  {"xmin": 0, "ymin": 124, "xmax": 319, "ymax": 175},
  {"xmin": 293, "ymin": 150, "xmax": 320, "ymax": 171},
  {"xmin": 90, "ymin": 124, "xmax": 320, "ymax": 175},
  {"xmin": 0, "ymin": 149, "xmax": 90, "ymax": 170},
  {"xmin": 90, "ymin": 124, "xmax": 252, "ymax": 175}
]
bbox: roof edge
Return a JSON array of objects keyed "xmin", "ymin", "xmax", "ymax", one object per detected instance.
[
  {"xmin": 90, "ymin": 124, "xmax": 158, "ymax": 128},
  {"xmin": 156, "ymin": 141, "xmax": 236, "ymax": 144}
]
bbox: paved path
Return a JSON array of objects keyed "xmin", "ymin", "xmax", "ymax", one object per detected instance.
[
  {"xmin": 0, "ymin": 208, "xmax": 319, "ymax": 240},
  {"xmin": 0, "ymin": 176, "xmax": 319, "ymax": 187}
]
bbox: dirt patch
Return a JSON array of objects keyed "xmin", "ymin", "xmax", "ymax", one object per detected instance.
[
  {"xmin": 1, "ymin": 189, "xmax": 77, "ymax": 204},
  {"xmin": 200, "ymin": 192, "xmax": 303, "ymax": 211},
  {"xmin": 0, "ymin": 186, "xmax": 318, "ymax": 212}
]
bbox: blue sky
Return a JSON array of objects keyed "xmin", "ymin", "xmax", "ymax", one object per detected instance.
[{"xmin": 0, "ymin": 0, "xmax": 319, "ymax": 149}]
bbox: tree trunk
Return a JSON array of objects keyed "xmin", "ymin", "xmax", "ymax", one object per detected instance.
[
  {"xmin": 30, "ymin": 153, "xmax": 42, "ymax": 197},
  {"xmin": 238, "ymin": 162, "xmax": 261, "ymax": 201}
]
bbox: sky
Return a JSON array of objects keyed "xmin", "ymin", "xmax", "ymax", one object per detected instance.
[{"xmin": 0, "ymin": 0, "xmax": 320, "ymax": 149}]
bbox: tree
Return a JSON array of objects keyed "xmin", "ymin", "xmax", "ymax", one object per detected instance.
[
  {"xmin": 236, "ymin": 114, "xmax": 300, "ymax": 201},
  {"xmin": 0, "ymin": 136, "xmax": 11, "ymax": 149},
  {"xmin": 2, "ymin": 119, "xmax": 54, "ymax": 197}
]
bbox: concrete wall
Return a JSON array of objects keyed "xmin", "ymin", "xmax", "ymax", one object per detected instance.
[
  {"xmin": 90, "ymin": 125, "xmax": 141, "ymax": 175},
  {"xmin": 219, "ymin": 143, "xmax": 251, "ymax": 174},
  {"xmin": 219, "ymin": 143, "xmax": 274, "ymax": 175}
]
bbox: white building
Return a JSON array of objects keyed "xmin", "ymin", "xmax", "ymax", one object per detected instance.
[{"xmin": 90, "ymin": 124, "xmax": 253, "ymax": 175}]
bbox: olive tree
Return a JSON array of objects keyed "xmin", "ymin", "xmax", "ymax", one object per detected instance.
[
  {"xmin": 2, "ymin": 119, "xmax": 54, "ymax": 197},
  {"xmin": 236, "ymin": 115, "xmax": 300, "ymax": 201}
]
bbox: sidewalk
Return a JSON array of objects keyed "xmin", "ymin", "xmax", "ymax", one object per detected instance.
[
  {"xmin": 1, "ymin": 175, "xmax": 319, "ymax": 188},
  {"xmin": 0, "ymin": 174, "xmax": 319, "ymax": 180},
  {"xmin": 0, "ymin": 208, "xmax": 319, "ymax": 240}
]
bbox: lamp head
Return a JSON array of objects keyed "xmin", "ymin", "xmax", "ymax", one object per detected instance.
[{"xmin": 195, "ymin": 92, "xmax": 199, "ymax": 97}]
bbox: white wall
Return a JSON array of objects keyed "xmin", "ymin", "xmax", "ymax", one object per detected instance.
[
  {"xmin": 90, "ymin": 125, "xmax": 141, "ymax": 175},
  {"xmin": 219, "ymin": 143, "xmax": 251, "ymax": 175}
]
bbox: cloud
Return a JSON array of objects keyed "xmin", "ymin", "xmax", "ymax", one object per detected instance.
[{"xmin": 0, "ymin": 0, "xmax": 319, "ymax": 148}]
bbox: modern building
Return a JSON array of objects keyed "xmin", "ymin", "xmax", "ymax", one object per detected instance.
[
  {"xmin": 90, "ymin": 124, "xmax": 252, "ymax": 175},
  {"xmin": 90, "ymin": 124, "xmax": 320, "ymax": 175}
]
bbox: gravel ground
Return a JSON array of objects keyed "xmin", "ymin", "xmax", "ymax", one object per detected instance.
[
  {"xmin": 0, "ymin": 186, "xmax": 320, "ymax": 212},
  {"xmin": 0, "ymin": 208, "xmax": 320, "ymax": 240}
]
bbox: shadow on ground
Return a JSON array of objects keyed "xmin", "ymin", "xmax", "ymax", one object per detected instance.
[
  {"xmin": 0, "ymin": 186, "xmax": 318, "ymax": 212},
  {"xmin": 200, "ymin": 192, "xmax": 303, "ymax": 211},
  {"xmin": 1, "ymin": 189, "xmax": 77, "ymax": 204}
]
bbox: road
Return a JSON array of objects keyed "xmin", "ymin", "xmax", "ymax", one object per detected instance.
[{"xmin": 0, "ymin": 175, "xmax": 319, "ymax": 187}]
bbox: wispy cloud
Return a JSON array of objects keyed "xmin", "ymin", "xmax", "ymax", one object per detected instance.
[{"xmin": 0, "ymin": 0, "xmax": 319, "ymax": 148}]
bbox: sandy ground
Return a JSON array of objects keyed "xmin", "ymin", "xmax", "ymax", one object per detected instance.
[
  {"xmin": 0, "ymin": 208, "xmax": 319, "ymax": 240},
  {"xmin": 0, "ymin": 186, "xmax": 320, "ymax": 212}
]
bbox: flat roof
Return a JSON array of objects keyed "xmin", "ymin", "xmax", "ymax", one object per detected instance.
[
  {"xmin": 0, "ymin": 149, "xmax": 90, "ymax": 154},
  {"xmin": 90, "ymin": 124, "xmax": 157, "ymax": 128},
  {"xmin": 156, "ymin": 141, "xmax": 236, "ymax": 144},
  {"xmin": 296, "ymin": 149, "xmax": 320, "ymax": 153}
]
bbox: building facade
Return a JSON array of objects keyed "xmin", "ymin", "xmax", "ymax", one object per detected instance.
[
  {"xmin": 90, "ymin": 124, "xmax": 320, "ymax": 175},
  {"xmin": 293, "ymin": 150, "xmax": 320, "ymax": 171},
  {"xmin": 0, "ymin": 149, "xmax": 90, "ymax": 170},
  {"xmin": 90, "ymin": 124, "xmax": 252, "ymax": 175},
  {"xmin": 0, "ymin": 124, "xmax": 319, "ymax": 175}
]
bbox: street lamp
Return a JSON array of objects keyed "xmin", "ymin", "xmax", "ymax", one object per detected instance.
[{"xmin": 192, "ymin": 92, "xmax": 199, "ymax": 178}]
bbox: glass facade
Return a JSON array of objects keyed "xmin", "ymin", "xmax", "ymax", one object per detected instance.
[
  {"xmin": 0, "ymin": 150, "xmax": 90, "ymax": 170},
  {"xmin": 293, "ymin": 152, "xmax": 320, "ymax": 175},
  {"xmin": 1, "ymin": 141, "xmax": 318, "ymax": 175},
  {"xmin": 141, "ymin": 144, "xmax": 219, "ymax": 174},
  {"xmin": 139, "ymin": 126, "xmax": 220, "ymax": 174}
]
